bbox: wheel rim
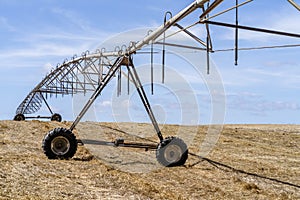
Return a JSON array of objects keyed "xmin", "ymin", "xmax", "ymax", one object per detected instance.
[
  {"xmin": 51, "ymin": 114, "xmax": 61, "ymax": 122},
  {"xmin": 164, "ymin": 144, "xmax": 182, "ymax": 163},
  {"xmin": 51, "ymin": 136, "xmax": 70, "ymax": 156},
  {"xmin": 15, "ymin": 114, "xmax": 24, "ymax": 121}
]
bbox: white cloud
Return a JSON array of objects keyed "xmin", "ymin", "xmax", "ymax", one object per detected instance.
[
  {"xmin": 237, "ymin": 13, "xmax": 300, "ymax": 42},
  {"xmin": 51, "ymin": 7, "xmax": 92, "ymax": 32},
  {"xmin": 146, "ymin": 5, "xmax": 164, "ymax": 13},
  {"xmin": 246, "ymin": 67, "xmax": 300, "ymax": 88},
  {"xmin": 272, "ymin": 12, "xmax": 300, "ymax": 34},
  {"xmin": 226, "ymin": 92, "xmax": 300, "ymax": 115},
  {"xmin": 43, "ymin": 62, "xmax": 54, "ymax": 74},
  {"xmin": 0, "ymin": 43, "xmax": 87, "ymax": 58},
  {"xmin": 102, "ymin": 101, "xmax": 112, "ymax": 107},
  {"xmin": 29, "ymin": 32, "xmax": 104, "ymax": 42},
  {"xmin": 0, "ymin": 28, "xmax": 110, "ymax": 69},
  {"xmin": 210, "ymin": 4, "xmax": 300, "ymax": 44},
  {"xmin": 0, "ymin": 16, "xmax": 15, "ymax": 31}
]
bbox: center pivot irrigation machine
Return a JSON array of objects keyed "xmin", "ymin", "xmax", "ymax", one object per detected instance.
[{"xmin": 15, "ymin": 0, "xmax": 300, "ymax": 167}]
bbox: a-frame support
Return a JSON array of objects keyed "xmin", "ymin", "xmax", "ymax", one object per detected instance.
[{"xmin": 69, "ymin": 56, "xmax": 163, "ymax": 142}]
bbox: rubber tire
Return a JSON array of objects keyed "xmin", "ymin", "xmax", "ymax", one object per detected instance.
[
  {"xmin": 42, "ymin": 128, "xmax": 77, "ymax": 159},
  {"xmin": 14, "ymin": 113, "xmax": 25, "ymax": 121},
  {"xmin": 51, "ymin": 113, "xmax": 62, "ymax": 122},
  {"xmin": 156, "ymin": 136, "xmax": 188, "ymax": 167}
]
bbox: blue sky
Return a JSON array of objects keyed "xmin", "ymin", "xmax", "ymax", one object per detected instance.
[{"xmin": 0, "ymin": 0, "xmax": 300, "ymax": 124}]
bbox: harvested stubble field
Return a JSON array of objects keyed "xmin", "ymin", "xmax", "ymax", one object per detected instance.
[{"xmin": 0, "ymin": 120, "xmax": 299, "ymax": 199}]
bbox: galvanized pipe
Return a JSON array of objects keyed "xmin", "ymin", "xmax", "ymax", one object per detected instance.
[
  {"xmin": 78, "ymin": 0, "xmax": 214, "ymax": 60},
  {"xmin": 200, "ymin": 0, "xmax": 224, "ymax": 19},
  {"xmin": 58, "ymin": 0, "xmax": 222, "ymax": 67},
  {"xmin": 128, "ymin": 0, "xmax": 211, "ymax": 54},
  {"xmin": 287, "ymin": 0, "xmax": 300, "ymax": 11}
]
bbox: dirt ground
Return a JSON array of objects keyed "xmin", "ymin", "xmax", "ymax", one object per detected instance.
[{"xmin": 0, "ymin": 120, "xmax": 299, "ymax": 199}]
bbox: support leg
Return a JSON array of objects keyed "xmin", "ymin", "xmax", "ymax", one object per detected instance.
[
  {"xmin": 126, "ymin": 57, "xmax": 164, "ymax": 142},
  {"xmin": 68, "ymin": 55, "xmax": 163, "ymax": 142}
]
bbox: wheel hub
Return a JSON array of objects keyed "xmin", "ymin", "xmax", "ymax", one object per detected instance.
[
  {"xmin": 51, "ymin": 136, "xmax": 70, "ymax": 156},
  {"xmin": 164, "ymin": 144, "xmax": 182, "ymax": 163}
]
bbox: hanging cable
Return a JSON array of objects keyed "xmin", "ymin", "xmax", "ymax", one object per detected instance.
[
  {"xmin": 162, "ymin": 11, "xmax": 172, "ymax": 84},
  {"xmin": 117, "ymin": 67, "xmax": 121, "ymax": 96},
  {"xmin": 214, "ymin": 43, "xmax": 300, "ymax": 52},
  {"xmin": 203, "ymin": 1, "xmax": 212, "ymax": 74},
  {"xmin": 206, "ymin": 35, "xmax": 210, "ymax": 74},
  {"xmin": 127, "ymin": 59, "xmax": 130, "ymax": 95},
  {"xmin": 206, "ymin": 3, "xmax": 210, "ymax": 74},
  {"xmin": 147, "ymin": 30, "xmax": 154, "ymax": 95},
  {"xmin": 235, "ymin": 0, "xmax": 239, "ymax": 66},
  {"xmin": 151, "ymin": 41, "xmax": 154, "ymax": 95}
]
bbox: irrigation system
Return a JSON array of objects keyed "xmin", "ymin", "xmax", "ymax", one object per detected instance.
[{"xmin": 14, "ymin": 0, "xmax": 300, "ymax": 166}]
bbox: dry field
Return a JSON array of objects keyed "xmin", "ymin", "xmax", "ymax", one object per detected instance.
[{"xmin": 0, "ymin": 120, "xmax": 299, "ymax": 199}]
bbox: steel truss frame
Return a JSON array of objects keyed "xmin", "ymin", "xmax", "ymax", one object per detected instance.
[
  {"xmin": 15, "ymin": 0, "xmax": 216, "ymax": 122},
  {"xmin": 14, "ymin": 53, "xmax": 120, "ymax": 121}
]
